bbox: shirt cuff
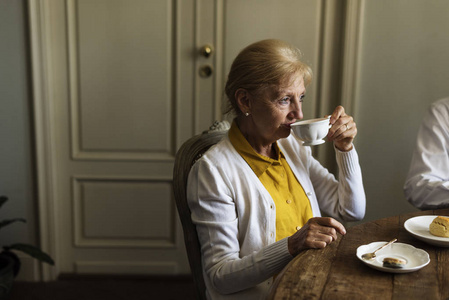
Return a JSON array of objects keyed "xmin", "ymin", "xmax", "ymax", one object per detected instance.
[
  {"xmin": 262, "ymin": 237, "xmax": 293, "ymax": 275},
  {"xmin": 335, "ymin": 145, "xmax": 360, "ymax": 176}
]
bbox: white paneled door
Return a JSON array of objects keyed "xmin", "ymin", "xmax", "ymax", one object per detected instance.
[{"xmin": 30, "ymin": 0, "xmax": 332, "ymax": 279}]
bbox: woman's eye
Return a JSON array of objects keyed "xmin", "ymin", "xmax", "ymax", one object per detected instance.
[
  {"xmin": 280, "ymin": 97, "xmax": 290, "ymax": 104},
  {"xmin": 300, "ymin": 94, "xmax": 306, "ymax": 102}
]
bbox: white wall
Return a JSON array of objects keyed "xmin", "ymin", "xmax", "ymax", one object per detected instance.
[
  {"xmin": 0, "ymin": 0, "xmax": 37, "ymax": 246},
  {"xmin": 353, "ymin": 0, "xmax": 449, "ymax": 222}
]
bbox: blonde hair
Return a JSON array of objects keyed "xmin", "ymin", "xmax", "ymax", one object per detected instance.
[{"xmin": 224, "ymin": 39, "xmax": 312, "ymax": 116}]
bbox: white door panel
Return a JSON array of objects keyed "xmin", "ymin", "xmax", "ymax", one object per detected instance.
[{"xmin": 38, "ymin": 0, "xmax": 193, "ymax": 275}]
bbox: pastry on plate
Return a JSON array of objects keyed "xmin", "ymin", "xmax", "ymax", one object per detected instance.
[
  {"xmin": 383, "ymin": 257, "xmax": 406, "ymax": 268},
  {"xmin": 429, "ymin": 216, "xmax": 449, "ymax": 238}
]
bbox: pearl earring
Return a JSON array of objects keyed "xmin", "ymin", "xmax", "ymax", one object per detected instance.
[{"xmin": 245, "ymin": 112, "xmax": 249, "ymax": 117}]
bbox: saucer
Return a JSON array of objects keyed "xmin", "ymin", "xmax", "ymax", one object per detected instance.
[
  {"xmin": 356, "ymin": 241, "xmax": 430, "ymax": 273},
  {"xmin": 302, "ymin": 139, "xmax": 325, "ymax": 146}
]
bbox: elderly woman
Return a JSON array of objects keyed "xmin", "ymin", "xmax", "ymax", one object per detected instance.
[{"xmin": 187, "ymin": 39, "xmax": 366, "ymax": 299}]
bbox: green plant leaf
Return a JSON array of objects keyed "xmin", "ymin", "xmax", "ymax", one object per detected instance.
[
  {"xmin": 0, "ymin": 196, "xmax": 8, "ymax": 209},
  {"xmin": 0, "ymin": 218, "xmax": 26, "ymax": 230},
  {"xmin": 8, "ymin": 243, "xmax": 55, "ymax": 265}
]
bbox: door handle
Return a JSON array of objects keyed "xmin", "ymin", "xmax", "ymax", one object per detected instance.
[{"xmin": 199, "ymin": 44, "xmax": 214, "ymax": 58}]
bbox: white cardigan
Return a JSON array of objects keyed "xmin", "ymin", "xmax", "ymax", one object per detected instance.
[{"xmin": 187, "ymin": 133, "xmax": 366, "ymax": 300}]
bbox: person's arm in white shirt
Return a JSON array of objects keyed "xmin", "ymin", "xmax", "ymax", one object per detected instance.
[
  {"xmin": 310, "ymin": 146, "xmax": 366, "ymax": 221},
  {"xmin": 404, "ymin": 99, "xmax": 449, "ymax": 209}
]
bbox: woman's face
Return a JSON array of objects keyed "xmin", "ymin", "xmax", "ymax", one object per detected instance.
[{"xmin": 248, "ymin": 74, "xmax": 306, "ymax": 145}]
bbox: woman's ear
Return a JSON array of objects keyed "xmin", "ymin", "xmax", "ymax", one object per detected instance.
[{"xmin": 235, "ymin": 88, "xmax": 251, "ymax": 114}]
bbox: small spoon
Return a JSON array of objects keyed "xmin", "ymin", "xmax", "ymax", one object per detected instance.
[{"xmin": 362, "ymin": 239, "xmax": 397, "ymax": 261}]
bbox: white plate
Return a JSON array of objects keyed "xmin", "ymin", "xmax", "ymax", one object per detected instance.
[
  {"xmin": 404, "ymin": 215, "xmax": 449, "ymax": 247},
  {"xmin": 356, "ymin": 242, "xmax": 430, "ymax": 273}
]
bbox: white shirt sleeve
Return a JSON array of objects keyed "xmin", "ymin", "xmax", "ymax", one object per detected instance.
[
  {"xmin": 308, "ymin": 146, "xmax": 366, "ymax": 221},
  {"xmin": 404, "ymin": 98, "xmax": 449, "ymax": 209}
]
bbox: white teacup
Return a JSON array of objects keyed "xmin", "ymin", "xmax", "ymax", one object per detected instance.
[{"xmin": 291, "ymin": 116, "xmax": 331, "ymax": 146}]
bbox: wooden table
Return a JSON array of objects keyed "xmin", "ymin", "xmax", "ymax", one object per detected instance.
[{"xmin": 268, "ymin": 208, "xmax": 449, "ymax": 300}]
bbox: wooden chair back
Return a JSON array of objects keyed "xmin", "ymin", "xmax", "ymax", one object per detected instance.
[{"xmin": 173, "ymin": 121, "xmax": 230, "ymax": 300}]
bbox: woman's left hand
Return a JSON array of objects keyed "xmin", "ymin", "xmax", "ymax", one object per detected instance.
[{"xmin": 327, "ymin": 106, "xmax": 357, "ymax": 152}]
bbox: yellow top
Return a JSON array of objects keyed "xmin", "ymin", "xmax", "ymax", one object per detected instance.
[{"xmin": 228, "ymin": 121, "xmax": 313, "ymax": 241}]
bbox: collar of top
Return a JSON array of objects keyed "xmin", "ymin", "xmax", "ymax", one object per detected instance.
[{"xmin": 228, "ymin": 120, "xmax": 284, "ymax": 177}]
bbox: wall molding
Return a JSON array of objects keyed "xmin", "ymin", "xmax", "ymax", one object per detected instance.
[
  {"xmin": 66, "ymin": 0, "xmax": 176, "ymax": 162},
  {"xmin": 341, "ymin": 0, "xmax": 364, "ymax": 117},
  {"xmin": 28, "ymin": 0, "xmax": 59, "ymax": 281},
  {"xmin": 72, "ymin": 175, "xmax": 177, "ymax": 248}
]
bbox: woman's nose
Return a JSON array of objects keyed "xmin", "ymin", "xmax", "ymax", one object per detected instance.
[{"xmin": 290, "ymin": 102, "xmax": 303, "ymax": 120}]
